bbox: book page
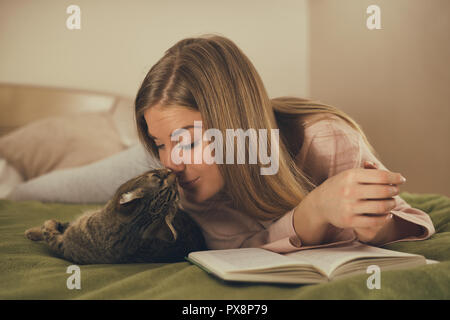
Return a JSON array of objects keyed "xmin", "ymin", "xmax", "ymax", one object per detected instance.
[
  {"xmin": 188, "ymin": 248, "xmax": 312, "ymax": 273},
  {"xmin": 285, "ymin": 241, "xmax": 422, "ymax": 276}
]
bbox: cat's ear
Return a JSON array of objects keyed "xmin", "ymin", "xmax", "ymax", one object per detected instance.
[{"xmin": 119, "ymin": 187, "xmax": 146, "ymax": 205}]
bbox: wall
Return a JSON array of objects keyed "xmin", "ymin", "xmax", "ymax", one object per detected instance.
[
  {"xmin": 309, "ymin": 0, "xmax": 449, "ymax": 195},
  {"xmin": 0, "ymin": 0, "xmax": 309, "ymax": 99}
]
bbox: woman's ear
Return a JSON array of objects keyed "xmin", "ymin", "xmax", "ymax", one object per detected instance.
[{"xmin": 119, "ymin": 187, "xmax": 146, "ymax": 205}]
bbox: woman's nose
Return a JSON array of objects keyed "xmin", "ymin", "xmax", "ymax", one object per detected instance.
[{"xmin": 160, "ymin": 148, "xmax": 185, "ymax": 173}]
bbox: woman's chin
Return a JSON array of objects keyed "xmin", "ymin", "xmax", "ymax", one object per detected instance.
[
  {"xmin": 177, "ymin": 182, "xmax": 222, "ymax": 204},
  {"xmin": 178, "ymin": 184, "xmax": 202, "ymax": 203}
]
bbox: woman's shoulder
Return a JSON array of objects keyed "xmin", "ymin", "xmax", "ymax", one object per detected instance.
[
  {"xmin": 302, "ymin": 113, "xmax": 353, "ymax": 131},
  {"xmin": 296, "ymin": 113, "xmax": 363, "ymax": 182},
  {"xmin": 303, "ymin": 113, "xmax": 362, "ymax": 146}
]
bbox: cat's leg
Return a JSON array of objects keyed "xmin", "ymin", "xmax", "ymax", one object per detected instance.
[
  {"xmin": 164, "ymin": 208, "xmax": 178, "ymax": 242},
  {"xmin": 42, "ymin": 219, "xmax": 65, "ymax": 255},
  {"xmin": 25, "ymin": 220, "xmax": 69, "ymax": 242}
]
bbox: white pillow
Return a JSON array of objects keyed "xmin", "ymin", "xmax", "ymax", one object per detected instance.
[
  {"xmin": 6, "ymin": 144, "xmax": 163, "ymax": 204},
  {"xmin": 0, "ymin": 157, "xmax": 24, "ymax": 199},
  {"xmin": 111, "ymin": 98, "xmax": 140, "ymax": 148}
]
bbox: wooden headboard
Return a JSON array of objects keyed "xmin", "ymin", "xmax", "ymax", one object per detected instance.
[{"xmin": 0, "ymin": 83, "xmax": 133, "ymax": 137}]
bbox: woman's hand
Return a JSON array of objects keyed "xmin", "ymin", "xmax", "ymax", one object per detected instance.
[
  {"xmin": 304, "ymin": 161, "xmax": 406, "ymax": 243},
  {"xmin": 353, "ymin": 161, "xmax": 399, "ymax": 243}
]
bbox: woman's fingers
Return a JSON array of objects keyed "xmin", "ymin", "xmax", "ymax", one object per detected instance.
[
  {"xmin": 353, "ymin": 198, "xmax": 397, "ymax": 214},
  {"xmin": 363, "ymin": 160, "xmax": 377, "ymax": 169},
  {"xmin": 355, "ymin": 168, "xmax": 406, "ymax": 185},
  {"xmin": 356, "ymin": 184, "xmax": 399, "ymax": 199},
  {"xmin": 351, "ymin": 213, "xmax": 393, "ymax": 228}
]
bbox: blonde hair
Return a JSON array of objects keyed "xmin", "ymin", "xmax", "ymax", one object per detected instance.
[{"xmin": 135, "ymin": 34, "xmax": 380, "ymax": 220}]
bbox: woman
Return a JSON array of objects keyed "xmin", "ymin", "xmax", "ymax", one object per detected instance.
[{"xmin": 134, "ymin": 34, "xmax": 435, "ymax": 253}]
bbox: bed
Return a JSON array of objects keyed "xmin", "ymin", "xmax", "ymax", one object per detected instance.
[{"xmin": 0, "ymin": 83, "xmax": 449, "ymax": 299}]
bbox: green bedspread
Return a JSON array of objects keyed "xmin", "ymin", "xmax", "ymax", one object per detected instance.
[{"xmin": 1, "ymin": 192, "xmax": 449, "ymax": 299}]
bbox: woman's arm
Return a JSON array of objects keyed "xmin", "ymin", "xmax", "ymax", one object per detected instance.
[
  {"xmin": 291, "ymin": 191, "xmax": 332, "ymax": 246},
  {"xmin": 241, "ymin": 205, "xmax": 356, "ymax": 253},
  {"xmin": 317, "ymin": 118, "xmax": 435, "ymax": 245},
  {"xmin": 242, "ymin": 117, "xmax": 435, "ymax": 253}
]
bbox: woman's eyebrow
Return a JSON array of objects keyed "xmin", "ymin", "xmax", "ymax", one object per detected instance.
[
  {"xmin": 148, "ymin": 125, "xmax": 199, "ymax": 140},
  {"xmin": 171, "ymin": 125, "xmax": 198, "ymax": 138}
]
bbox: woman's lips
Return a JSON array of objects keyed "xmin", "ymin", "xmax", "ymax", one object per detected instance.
[{"xmin": 179, "ymin": 177, "xmax": 200, "ymax": 189}]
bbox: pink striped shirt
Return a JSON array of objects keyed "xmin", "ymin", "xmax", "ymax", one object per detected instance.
[{"xmin": 179, "ymin": 114, "xmax": 436, "ymax": 253}]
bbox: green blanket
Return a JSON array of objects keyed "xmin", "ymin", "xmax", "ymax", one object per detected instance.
[{"xmin": 1, "ymin": 192, "xmax": 449, "ymax": 299}]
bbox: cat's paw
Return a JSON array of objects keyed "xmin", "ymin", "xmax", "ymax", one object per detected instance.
[{"xmin": 25, "ymin": 227, "xmax": 44, "ymax": 241}]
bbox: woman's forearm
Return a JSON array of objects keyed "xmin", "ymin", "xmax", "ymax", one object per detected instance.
[{"xmin": 292, "ymin": 195, "xmax": 331, "ymax": 246}]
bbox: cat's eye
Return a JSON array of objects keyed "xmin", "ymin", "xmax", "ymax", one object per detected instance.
[{"xmin": 150, "ymin": 174, "xmax": 164, "ymax": 186}]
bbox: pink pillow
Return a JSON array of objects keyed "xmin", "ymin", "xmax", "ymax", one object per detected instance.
[{"xmin": 0, "ymin": 112, "xmax": 126, "ymax": 180}]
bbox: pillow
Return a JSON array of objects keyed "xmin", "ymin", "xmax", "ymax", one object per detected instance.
[
  {"xmin": 111, "ymin": 98, "xmax": 140, "ymax": 148},
  {"xmin": 0, "ymin": 112, "xmax": 126, "ymax": 180},
  {"xmin": 0, "ymin": 157, "xmax": 24, "ymax": 199},
  {"xmin": 6, "ymin": 143, "xmax": 163, "ymax": 204}
]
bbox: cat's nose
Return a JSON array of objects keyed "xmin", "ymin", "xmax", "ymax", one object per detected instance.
[
  {"xmin": 163, "ymin": 168, "xmax": 174, "ymax": 179},
  {"xmin": 167, "ymin": 172, "xmax": 177, "ymax": 186}
]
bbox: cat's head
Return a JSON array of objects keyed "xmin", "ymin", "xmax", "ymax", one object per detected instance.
[{"xmin": 112, "ymin": 168, "xmax": 179, "ymax": 219}]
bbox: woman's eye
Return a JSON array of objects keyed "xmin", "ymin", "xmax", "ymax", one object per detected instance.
[
  {"xmin": 180, "ymin": 141, "xmax": 199, "ymax": 150},
  {"xmin": 157, "ymin": 141, "xmax": 199, "ymax": 151}
]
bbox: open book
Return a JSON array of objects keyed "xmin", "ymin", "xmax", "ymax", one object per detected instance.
[{"xmin": 185, "ymin": 241, "xmax": 438, "ymax": 284}]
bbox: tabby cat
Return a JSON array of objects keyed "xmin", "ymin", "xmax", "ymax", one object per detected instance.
[{"xmin": 24, "ymin": 168, "xmax": 207, "ymax": 264}]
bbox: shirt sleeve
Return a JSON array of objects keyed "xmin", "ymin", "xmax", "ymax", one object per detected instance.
[
  {"xmin": 247, "ymin": 117, "xmax": 435, "ymax": 253},
  {"xmin": 246, "ymin": 207, "xmax": 357, "ymax": 253}
]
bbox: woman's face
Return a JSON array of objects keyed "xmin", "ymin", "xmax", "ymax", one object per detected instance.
[{"xmin": 144, "ymin": 104, "xmax": 225, "ymax": 203}]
